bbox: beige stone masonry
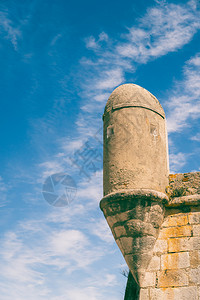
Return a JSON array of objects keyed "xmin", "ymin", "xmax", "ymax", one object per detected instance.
[
  {"xmin": 123, "ymin": 173, "xmax": 200, "ymax": 299},
  {"xmin": 135, "ymin": 199, "xmax": 200, "ymax": 299},
  {"xmin": 101, "ymin": 85, "xmax": 200, "ymax": 300}
]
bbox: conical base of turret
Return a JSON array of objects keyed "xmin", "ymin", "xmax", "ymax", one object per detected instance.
[{"xmin": 100, "ymin": 189, "xmax": 168, "ymax": 286}]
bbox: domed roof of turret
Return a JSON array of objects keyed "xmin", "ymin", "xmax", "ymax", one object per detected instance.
[{"xmin": 104, "ymin": 84, "xmax": 165, "ymax": 118}]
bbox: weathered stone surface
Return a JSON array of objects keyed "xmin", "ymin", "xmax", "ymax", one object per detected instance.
[
  {"xmin": 166, "ymin": 195, "xmax": 200, "ymax": 207},
  {"xmin": 159, "ymin": 225, "xmax": 192, "ymax": 238},
  {"xmin": 193, "ymin": 237, "xmax": 200, "ymax": 250},
  {"xmin": 103, "ymin": 83, "xmax": 169, "ymax": 195},
  {"xmin": 193, "ymin": 225, "xmax": 200, "ymax": 236},
  {"xmin": 161, "ymin": 252, "xmax": 190, "ymax": 270},
  {"xmin": 100, "ymin": 191, "xmax": 166, "ymax": 285},
  {"xmin": 150, "ymin": 287, "xmax": 198, "ymax": 300},
  {"xmin": 113, "ymin": 225, "xmax": 126, "ymax": 238},
  {"xmin": 168, "ymin": 237, "xmax": 192, "ymax": 252},
  {"xmin": 150, "ymin": 288, "xmax": 174, "ymax": 300},
  {"xmin": 190, "ymin": 251, "xmax": 200, "ymax": 268},
  {"xmin": 189, "ymin": 267, "xmax": 200, "ymax": 284},
  {"xmin": 125, "ymin": 219, "xmax": 157, "ymax": 237},
  {"xmin": 100, "ymin": 84, "xmax": 200, "ymax": 299},
  {"xmin": 157, "ymin": 270, "xmax": 188, "ymax": 287},
  {"xmin": 162, "ymin": 214, "xmax": 188, "ymax": 227},
  {"xmin": 189, "ymin": 212, "xmax": 200, "ymax": 224},
  {"xmin": 174, "ymin": 287, "xmax": 198, "ymax": 300},
  {"xmin": 119, "ymin": 236, "xmax": 156, "ymax": 255},
  {"xmin": 167, "ymin": 172, "xmax": 200, "ymax": 199},
  {"xmin": 139, "ymin": 288, "xmax": 149, "ymax": 300},
  {"xmin": 153, "ymin": 239, "xmax": 168, "ymax": 254},
  {"xmin": 147, "ymin": 255, "xmax": 160, "ymax": 271},
  {"xmin": 138, "ymin": 271, "xmax": 156, "ymax": 288},
  {"xmin": 125, "ymin": 253, "xmax": 152, "ymax": 276}
]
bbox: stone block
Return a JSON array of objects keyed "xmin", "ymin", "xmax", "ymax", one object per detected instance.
[
  {"xmin": 168, "ymin": 237, "xmax": 192, "ymax": 252},
  {"xmin": 193, "ymin": 225, "xmax": 200, "ymax": 236},
  {"xmin": 189, "ymin": 267, "xmax": 200, "ymax": 284},
  {"xmin": 125, "ymin": 219, "xmax": 157, "ymax": 237},
  {"xmin": 139, "ymin": 288, "xmax": 149, "ymax": 300},
  {"xmin": 115, "ymin": 238, "xmax": 125, "ymax": 255},
  {"xmin": 159, "ymin": 225, "xmax": 192, "ymax": 239},
  {"xmin": 106, "ymin": 215, "xmax": 118, "ymax": 228},
  {"xmin": 119, "ymin": 236, "xmax": 156, "ymax": 255},
  {"xmin": 125, "ymin": 253, "xmax": 152, "ymax": 272},
  {"xmin": 113, "ymin": 225, "xmax": 126, "ymax": 238},
  {"xmin": 162, "ymin": 214, "xmax": 188, "ymax": 227},
  {"xmin": 148, "ymin": 206, "xmax": 164, "ymax": 228},
  {"xmin": 150, "ymin": 288, "xmax": 174, "ymax": 300},
  {"xmin": 147, "ymin": 255, "xmax": 161, "ymax": 271},
  {"xmin": 189, "ymin": 212, "xmax": 200, "ymax": 224},
  {"xmin": 190, "ymin": 251, "xmax": 200, "ymax": 268},
  {"xmin": 161, "ymin": 252, "xmax": 190, "ymax": 270},
  {"xmin": 150, "ymin": 287, "xmax": 198, "ymax": 300},
  {"xmin": 153, "ymin": 239, "xmax": 168, "ymax": 253},
  {"xmin": 174, "ymin": 286, "xmax": 198, "ymax": 300},
  {"xmin": 193, "ymin": 237, "xmax": 200, "ymax": 250},
  {"xmin": 158, "ymin": 269, "xmax": 188, "ymax": 287},
  {"xmin": 118, "ymin": 237, "xmax": 133, "ymax": 254},
  {"xmin": 138, "ymin": 271, "xmax": 156, "ymax": 288}
]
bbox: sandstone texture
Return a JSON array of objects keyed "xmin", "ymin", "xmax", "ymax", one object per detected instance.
[
  {"xmin": 124, "ymin": 174, "xmax": 200, "ymax": 299},
  {"xmin": 103, "ymin": 84, "xmax": 169, "ymax": 195},
  {"xmin": 101, "ymin": 84, "xmax": 200, "ymax": 300}
]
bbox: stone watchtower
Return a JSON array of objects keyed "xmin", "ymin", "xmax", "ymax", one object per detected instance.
[{"xmin": 100, "ymin": 84, "xmax": 200, "ymax": 299}]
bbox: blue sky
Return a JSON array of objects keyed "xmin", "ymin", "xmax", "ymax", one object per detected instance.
[{"xmin": 0, "ymin": 0, "xmax": 200, "ymax": 299}]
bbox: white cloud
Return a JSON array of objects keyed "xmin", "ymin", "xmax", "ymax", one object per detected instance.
[
  {"xmin": 90, "ymin": 218, "xmax": 114, "ymax": 244},
  {"xmin": 191, "ymin": 133, "xmax": 200, "ymax": 142},
  {"xmin": 85, "ymin": 32, "xmax": 109, "ymax": 51},
  {"xmin": 166, "ymin": 52, "xmax": 200, "ymax": 133},
  {"xmin": 0, "ymin": 209, "xmax": 115, "ymax": 300},
  {"xmin": 95, "ymin": 68, "xmax": 124, "ymax": 90},
  {"xmin": 38, "ymin": 160, "xmax": 65, "ymax": 180},
  {"xmin": 169, "ymin": 152, "xmax": 187, "ymax": 173},
  {"xmin": 0, "ymin": 11, "xmax": 21, "ymax": 50},
  {"xmin": 51, "ymin": 33, "xmax": 62, "ymax": 46},
  {"xmin": 36, "ymin": 2, "xmax": 200, "ymax": 183},
  {"xmin": 0, "ymin": 176, "xmax": 8, "ymax": 207},
  {"xmin": 99, "ymin": 32, "xmax": 109, "ymax": 42},
  {"xmin": 79, "ymin": 0, "xmax": 200, "ymax": 121},
  {"xmin": 77, "ymin": 170, "xmax": 103, "ymax": 205},
  {"xmin": 49, "ymin": 229, "xmax": 88, "ymax": 256},
  {"xmin": 85, "ymin": 36, "xmax": 100, "ymax": 50}
]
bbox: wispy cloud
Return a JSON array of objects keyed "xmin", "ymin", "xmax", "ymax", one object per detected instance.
[
  {"xmin": 0, "ymin": 208, "xmax": 117, "ymax": 300},
  {"xmin": 80, "ymin": 0, "xmax": 200, "ymax": 115},
  {"xmin": 35, "ymin": 1, "xmax": 200, "ymax": 178},
  {"xmin": 117, "ymin": 1, "xmax": 200, "ymax": 62},
  {"xmin": 0, "ymin": 176, "xmax": 8, "ymax": 207},
  {"xmin": 36, "ymin": 0, "xmax": 200, "ymax": 202},
  {"xmin": 0, "ymin": 11, "xmax": 21, "ymax": 50},
  {"xmin": 89, "ymin": 218, "xmax": 114, "ymax": 244},
  {"xmin": 166, "ymin": 52, "xmax": 200, "ymax": 133},
  {"xmin": 169, "ymin": 152, "xmax": 188, "ymax": 173},
  {"xmin": 191, "ymin": 133, "xmax": 200, "ymax": 142},
  {"xmin": 38, "ymin": 160, "xmax": 65, "ymax": 181}
]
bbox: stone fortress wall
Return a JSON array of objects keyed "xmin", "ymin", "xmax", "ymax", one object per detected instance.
[
  {"xmin": 138, "ymin": 172, "xmax": 200, "ymax": 299},
  {"xmin": 100, "ymin": 84, "xmax": 200, "ymax": 300}
]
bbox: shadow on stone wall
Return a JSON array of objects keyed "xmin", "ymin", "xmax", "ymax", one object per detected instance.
[{"xmin": 124, "ymin": 271, "xmax": 140, "ymax": 300}]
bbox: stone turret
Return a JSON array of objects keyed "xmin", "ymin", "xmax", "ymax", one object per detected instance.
[
  {"xmin": 100, "ymin": 84, "xmax": 200, "ymax": 299},
  {"xmin": 102, "ymin": 83, "xmax": 169, "ymax": 195},
  {"xmin": 100, "ymin": 84, "xmax": 169, "ymax": 285}
]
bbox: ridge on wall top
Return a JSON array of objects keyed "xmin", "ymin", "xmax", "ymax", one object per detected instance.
[{"xmin": 103, "ymin": 83, "xmax": 165, "ymax": 119}]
